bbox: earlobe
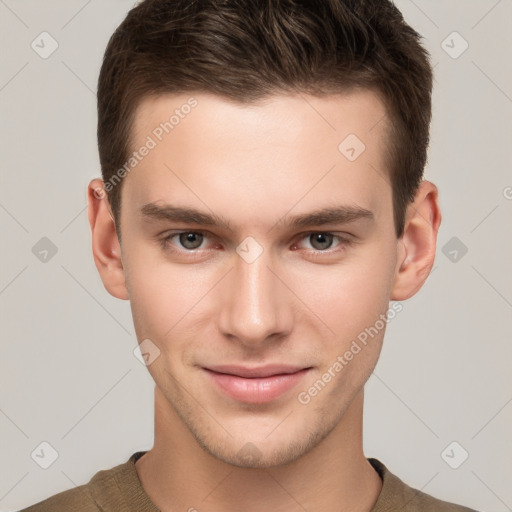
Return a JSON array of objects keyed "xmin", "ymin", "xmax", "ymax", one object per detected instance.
[
  {"xmin": 391, "ymin": 180, "xmax": 442, "ymax": 301},
  {"xmin": 87, "ymin": 178, "xmax": 129, "ymax": 300}
]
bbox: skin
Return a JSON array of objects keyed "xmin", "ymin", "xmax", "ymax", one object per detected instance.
[{"xmin": 87, "ymin": 90, "xmax": 441, "ymax": 512}]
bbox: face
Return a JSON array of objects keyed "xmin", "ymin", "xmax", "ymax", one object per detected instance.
[{"xmin": 116, "ymin": 90, "xmax": 401, "ymax": 468}]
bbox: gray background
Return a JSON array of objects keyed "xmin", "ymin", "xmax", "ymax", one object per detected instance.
[{"xmin": 1, "ymin": 1, "xmax": 511, "ymax": 511}]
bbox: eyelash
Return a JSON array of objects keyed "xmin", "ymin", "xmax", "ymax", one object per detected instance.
[{"xmin": 159, "ymin": 230, "xmax": 354, "ymax": 259}]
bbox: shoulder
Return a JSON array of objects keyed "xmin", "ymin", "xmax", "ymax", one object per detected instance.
[
  {"xmin": 369, "ymin": 458, "xmax": 479, "ymax": 512},
  {"xmin": 17, "ymin": 482, "xmax": 99, "ymax": 512},
  {"xmin": 18, "ymin": 455, "xmax": 136, "ymax": 512}
]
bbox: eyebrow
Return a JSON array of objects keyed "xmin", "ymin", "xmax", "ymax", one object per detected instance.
[
  {"xmin": 276, "ymin": 205, "xmax": 374, "ymax": 229},
  {"xmin": 140, "ymin": 203, "xmax": 234, "ymax": 230},
  {"xmin": 139, "ymin": 203, "xmax": 374, "ymax": 231}
]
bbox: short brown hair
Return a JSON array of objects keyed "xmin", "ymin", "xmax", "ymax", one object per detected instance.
[{"xmin": 97, "ymin": 0, "xmax": 433, "ymax": 239}]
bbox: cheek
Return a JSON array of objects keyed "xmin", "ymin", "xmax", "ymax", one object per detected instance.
[
  {"xmin": 123, "ymin": 244, "xmax": 215, "ymax": 343},
  {"xmin": 298, "ymin": 261, "xmax": 391, "ymax": 402},
  {"xmin": 291, "ymin": 248, "xmax": 395, "ymax": 336},
  {"xmin": 122, "ymin": 243, "xmax": 179, "ymax": 338}
]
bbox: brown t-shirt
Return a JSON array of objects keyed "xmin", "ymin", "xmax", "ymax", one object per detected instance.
[{"xmin": 19, "ymin": 451, "xmax": 478, "ymax": 511}]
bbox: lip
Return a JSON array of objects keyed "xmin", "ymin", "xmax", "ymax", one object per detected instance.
[{"xmin": 203, "ymin": 365, "xmax": 312, "ymax": 404}]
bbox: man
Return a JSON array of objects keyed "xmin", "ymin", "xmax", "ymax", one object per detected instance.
[{"xmin": 21, "ymin": 0, "xmax": 478, "ymax": 510}]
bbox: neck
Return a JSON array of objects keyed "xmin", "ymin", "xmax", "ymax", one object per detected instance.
[{"xmin": 135, "ymin": 387, "xmax": 381, "ymax": 512}]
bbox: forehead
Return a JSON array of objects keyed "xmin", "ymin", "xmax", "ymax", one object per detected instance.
[
  {"xmin": 123, "ymin": 90, "xmax": 392, "ymax": 230},
  {"xmin": 131, "ymin": 89, "xmax": 389, "ymax": 149}
]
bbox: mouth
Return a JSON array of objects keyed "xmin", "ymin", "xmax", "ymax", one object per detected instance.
[{"xmin": 202, "ymin": 365, "xmax": 313, "ymax": 404}]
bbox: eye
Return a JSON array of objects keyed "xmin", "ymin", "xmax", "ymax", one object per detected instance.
[
  {"xmin": 292, "ymin": 232, "xmax": 353, "ymax": 256},
  {"xmin": 161, "ymin": 231, "xmax": 208, "ymax": 251}
]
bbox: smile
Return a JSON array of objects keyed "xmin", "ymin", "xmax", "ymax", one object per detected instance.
[{"xmin": 202, "ymin": 367, "xmax": 312, "ymax": 404}]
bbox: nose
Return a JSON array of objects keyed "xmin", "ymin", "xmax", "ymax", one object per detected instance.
[{"xmin": 218, "ymin": 245, "xmax": 294, "ymax": 349}]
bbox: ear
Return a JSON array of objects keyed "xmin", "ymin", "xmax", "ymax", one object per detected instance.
[
  {"xmin": 87, "ymin": 178, "xmax": 129, "ymax": 300},
  {"xmin": 391, "ymin": 180, "xmax": 442, "ymax": 301}
]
